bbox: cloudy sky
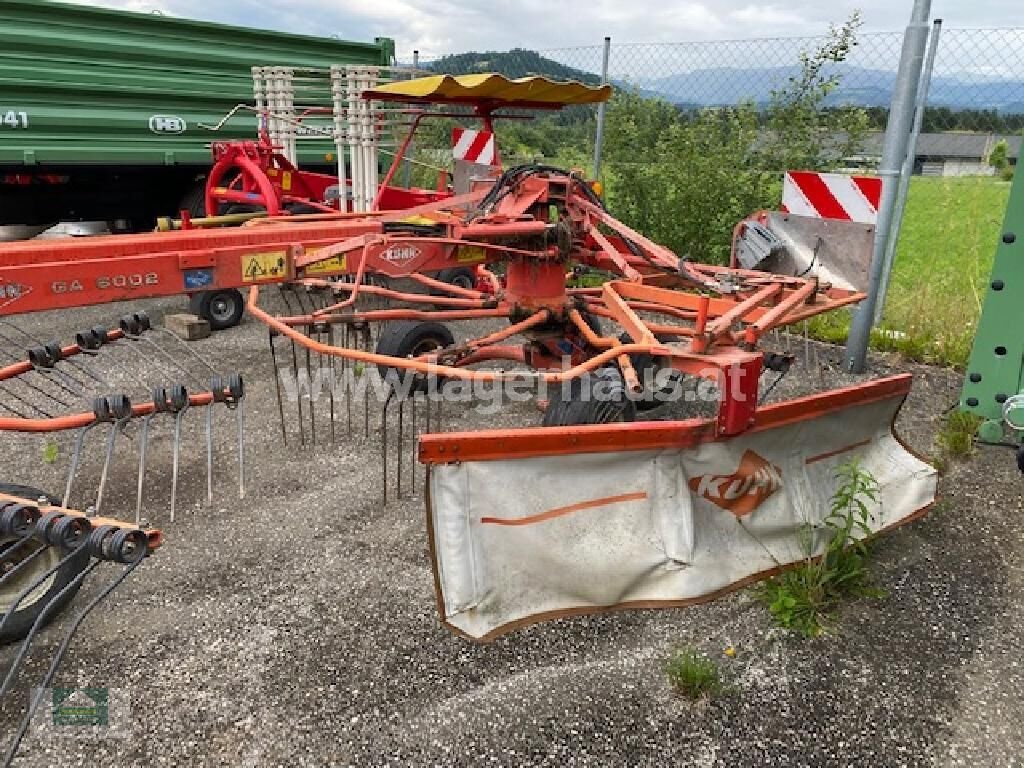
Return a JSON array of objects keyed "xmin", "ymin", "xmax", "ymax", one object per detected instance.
[{"xmin": 62, "ymin": 1, "xmax": 1017, "ymax": 59}]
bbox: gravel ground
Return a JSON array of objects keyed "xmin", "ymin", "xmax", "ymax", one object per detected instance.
[{"xmin": 0, "ymin": 295, "xmax": 1020, "ymax": 767}]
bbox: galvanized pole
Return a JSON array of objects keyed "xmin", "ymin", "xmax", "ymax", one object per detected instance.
[
  {"xmin": 403, "ymin": 50, "xmax": 420, "ymax": 189},
  {"xmin": 873, "ymin": 18, "xmax": 943, "ymax": 324},
  {"xmin": 592, "ymin": 36, "xmax": 611, "ymax": 180},
  {"xmin": 845, "ymin": 0, "xmax": 931, "ymax": 373}
]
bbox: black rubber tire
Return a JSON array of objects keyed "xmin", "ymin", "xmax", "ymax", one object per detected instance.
[
  {"xmin": 284, "ymin": 202, "xmax": 321, "ymax": 215},
  {"xmin": 375, "ymin": 321, "xmax": 454, "ymax": 392},
  {"xmin": 543, "ymin": 366, "xmax": 636, "ymax": 426},
  {"xmin": 177, "ymin": 181, "xmax": 208, "ymax": 218},
  {"xmin": 436, "ymin": 268, "xmax": 476, "ymax": 291},
  {"xmin": 189, "ymin": 289, "xmax": 245, "ymax": 331},
  {"xmin": 0, "ymin": 483, "xmax": 90, "ymax": 646},
  {"xmin": 617, "ymin": 332, "xmax": 684, "ymax": 412}
]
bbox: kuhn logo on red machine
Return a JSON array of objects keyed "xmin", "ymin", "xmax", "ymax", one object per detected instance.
[
  {"xmin": 689, "ymin": 450, "xmax": 782, "ymax": 517},
  {"xmin": 382, "ymin": 245, "xmax": 421, "ymax": 265}
]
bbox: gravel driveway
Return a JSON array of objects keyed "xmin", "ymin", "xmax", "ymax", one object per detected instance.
[{"xmin": 0, "ymin": 296, "xmax": 1019, "ymax": 768}]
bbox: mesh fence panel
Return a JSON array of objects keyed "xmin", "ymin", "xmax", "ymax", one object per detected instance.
[{"xmin": 413, "ymin": 29, "xmax": 1023, "ymax": 356}]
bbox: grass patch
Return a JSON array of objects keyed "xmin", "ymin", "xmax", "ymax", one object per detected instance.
[
  {"xmin": 937, "ymin": 410, "xmax": 983, "ymax": 458},
  {"xmin": 757, "ymin": 460, "xmax": 885, "ymax": 637},
  {"xmin": 805, "ymin": 175, "xmax": 1009, "ymax": 368},
  {"xmin": 665, "ymin": 648, "xmax": 723, "ymax": 699}
]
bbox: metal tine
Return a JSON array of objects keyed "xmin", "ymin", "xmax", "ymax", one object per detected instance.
[
  {"xmin": 342, "ymin": 323, "xmax": 352, "ymax": 436},
  {"xmin": 0, "ymin": 541, "xmax": 51, "ymax": 590},
  {"xmin": 205, "ymin": 391, "xmax": 215, "ymax": 506},
  {"xmin": 381, "ymin": 391, "xmax": 392, "ymax": 506},
  {"xmin": 0, "ymin": 318, "xmax": 102, "ymax": 386},
  {"xmin": 150, "ymin": 326, "xmax": 219, "ymax": 375},
  {"xmin": 0, "ymin": 554, "xmax": 101, "ymax": 701},
  {"xmin": 0, "ymin": 381, "xmax": 54, "ymax": 418},
  {"xmin": 803, "ymin": 320, "xmax": 810, "ymax": 371},
  {"xmin": 0, "ymin": 342, "xmax": 82, "ymax": 407},
  {"xmin": 326, "ymin": 323, "xmax": 337, "ymax": 443},
  {"xmin": 167, "ymin": 385, "xmax": 191, "ymax": 523},
  {"xmin": 306, "ymin": 324, "xmax": 316, "ymax": 446},
  {"xmin": 267, "ymin": 330, "xmax": 288, "ymax": 446},
  {"xmin": 277, "ymin": 289, "xmax": 307, "ymax": 447},
  {"xmin": 136, "ymin": 411, "xmax": 158, "ymax": 525},
  {"xmin": 94, "ymin": 395, "xmax": 134, "ymax": 516},
  {"xmin": 363, "ymin": 323, "xmax": 371, "ymax": 438},
  {"xmin": 0, "ymin": 347, "xmax": 75, "ymax": 409},
  {"xmin": 0, "ymin": 327, "xmax": 90, "ymax": 395},
  {"xmin": 410, "ymin": 392, "xmax": 417, "ymax": 495},
  {"xmin": 63, "ymin": 396, "xmax": 118, "ymax": 508},
  {"xmin": 120, "ymin": 326, "xmax": 207, "ymax": 391},
  {"xmin": 235, "ymin": 384, "xmax": 246, "ymax": 500},
  {"xmin": 290, "ymin": 337, "xmax": 306, "ymax": 446},
  {"xmin": 397, "ymin": 397, "xmax": 404, "ymax": 500},
  {"xmin": 5, "ymin": 553, "xmax": 146, "ymax": 767},
  {"xmin": 30, "ymin": 360, "xmax": 85, "ymax": 403}
]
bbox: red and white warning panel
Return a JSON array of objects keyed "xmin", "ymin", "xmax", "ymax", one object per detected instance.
[
  {"xmin": 782, "ymin": 171, "xmax": 882, "ymax": 224},
  {"xmin": 452, "ymin": 127, "xmax": 497, "ymax": 165}
]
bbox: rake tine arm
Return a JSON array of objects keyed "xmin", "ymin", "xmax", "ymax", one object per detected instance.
[
  {"xmin": 405, "ymin": 271, "xmax": 487, "ymax": 299},
  {"xmin": 250, "ymin": 285, "xmax": 674, "ymax": 386}
]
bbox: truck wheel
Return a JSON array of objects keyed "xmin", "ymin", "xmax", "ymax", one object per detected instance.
[
  {"xmin": 437, "ymin": 268, "xmax": 476, "ymax": 291},
  {"xmin": 543, "ymin": 366, "xmax": 636, "ymax": 426},
  {"xmin": 375, "ymin": 321, "xmax": 454, "ymax": 393},
  {"xmin": 189, "ymin": 289, "xmax": 245, "ymax": 331},
  {"xmin": 618, "ymin": 333, "xmax": 683, "ymax": 412},
  {"xmin": 0, "ymin": 483, "xmax": 90, "ymax": 645},
  {"xmin": 178, "ymin": 182, "xmax": 208, "ymax": 218}
]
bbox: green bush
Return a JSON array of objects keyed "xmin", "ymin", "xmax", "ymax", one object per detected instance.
[{"xmin": 758, "ymin": 459, "xmax": 884, "ymax": 636}]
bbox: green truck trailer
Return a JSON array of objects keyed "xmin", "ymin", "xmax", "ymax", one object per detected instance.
[{"xmin": 0, "ymin": 0, "xmax": 394, "ymax": 238}]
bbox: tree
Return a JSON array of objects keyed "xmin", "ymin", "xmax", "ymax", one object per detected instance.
[
  {"xmin": 599, "ymin": 12, "xmax": 870, "ymax": 264},
  {"xmin": 988, "ymin": 138, "xmax": 1014, "ymax": 181}
]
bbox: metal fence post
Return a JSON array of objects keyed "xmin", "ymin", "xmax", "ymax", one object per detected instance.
[
  {"xmin": 873, "ymin": 18, "xmax": 943, "ymax": 324},
  {"xmin": 592, "ymin": 36, "xmax": 611, "ymax": 180},
  {"xmin": 845, "ymin": 0, "xmax": 932, "ymax": 373}
]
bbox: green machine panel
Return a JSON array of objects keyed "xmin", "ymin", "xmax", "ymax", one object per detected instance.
[{"xmin": 961, "ymin": 168, "xmax": 1024, "ymax": 445}]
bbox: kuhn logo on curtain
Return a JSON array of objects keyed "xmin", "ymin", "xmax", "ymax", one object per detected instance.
[{"xmin": 689, "ymin": 450, "xmax": 782, "ymax": 516}]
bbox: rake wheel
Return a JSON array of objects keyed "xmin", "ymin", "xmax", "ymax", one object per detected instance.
[
  {"xmin": 542, "ymin": 366, "xmax": 636, "ymax": 426},
  {"xmin": 189, "ymin": 288, "xmax": 245, "ymax": 331},
  {"xmin": 375, "ymin": 321, "xmax": 455, "ymax": 393}
]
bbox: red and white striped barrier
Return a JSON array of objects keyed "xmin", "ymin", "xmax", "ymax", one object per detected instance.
[
  {"xmin": 452, "ymin": 127, "xmax": 497, "ymax": 166},
  {"xmin": 782, "ymin": 171, "xmax": 882, "ymax": 224}
]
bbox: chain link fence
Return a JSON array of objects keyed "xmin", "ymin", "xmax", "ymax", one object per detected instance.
[{"xmin": 412, "ymin": 27, "xmax": 1024, "ymax": 365}]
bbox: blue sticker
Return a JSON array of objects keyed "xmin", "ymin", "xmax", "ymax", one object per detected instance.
[{"xmin": 184, "ymin": 269, "xmax": 214, "ymax": 289}]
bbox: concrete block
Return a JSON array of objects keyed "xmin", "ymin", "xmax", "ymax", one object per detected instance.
[{"xmin": 164, "ymin": 313, "xmax": 210, "ymax": 341}]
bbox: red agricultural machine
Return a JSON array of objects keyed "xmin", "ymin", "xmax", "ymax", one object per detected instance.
[{"xmin": 0, "ymin": 73, "xmax": 937, "ymax": 757}]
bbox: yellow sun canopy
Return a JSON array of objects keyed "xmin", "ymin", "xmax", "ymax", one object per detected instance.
[{"xmin": 363, "ymin": 73, "xmax": 612, "ymax": 108}]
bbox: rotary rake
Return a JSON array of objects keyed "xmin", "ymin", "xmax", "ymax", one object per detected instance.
[{"xmin": 0, "ymin": 73, "xmax": 937, "ymax": 660}]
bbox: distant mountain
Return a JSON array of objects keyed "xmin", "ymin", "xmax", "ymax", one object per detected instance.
[
  {"xmin": 420, "ymin": 50, "xmax": 1024, "ymax": 114},
  {"xmin": 422, "ymin": 49, "xmax": 663, "ymax": 100},
  {"xmin": 425, "ymin": 49, "xmax": 603, "ymax": 84},
  {"xmin": 641, "ymin": 65, "xmax": 1024, "ymax": 113}
]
